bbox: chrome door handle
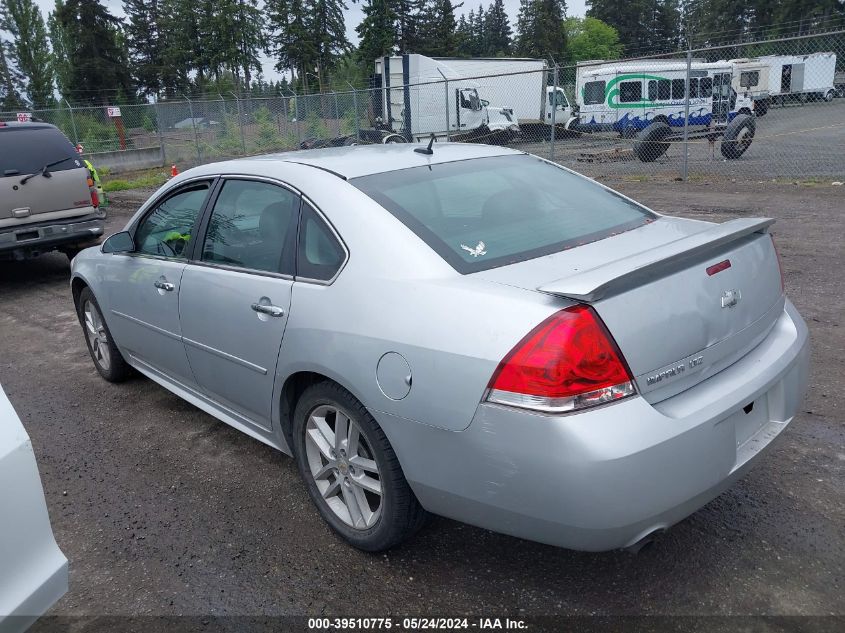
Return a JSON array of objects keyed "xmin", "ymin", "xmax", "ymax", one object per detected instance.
[
  {"xmin": 251, "ymin": 303, "xmax": 285, "ymax": 317},
  {"xmin": 154, "ymin": 280, "xmax": 175, "ymax": 291}
]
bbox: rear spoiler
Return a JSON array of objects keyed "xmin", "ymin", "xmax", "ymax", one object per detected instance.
[{"xmin": 537, "ymin": 218, "xmax": 775, "ymax": 302}]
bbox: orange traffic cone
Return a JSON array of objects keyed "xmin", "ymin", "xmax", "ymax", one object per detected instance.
[{"xmin": 170, "ymin": 164, "xmax": 179, "ymax": 177}]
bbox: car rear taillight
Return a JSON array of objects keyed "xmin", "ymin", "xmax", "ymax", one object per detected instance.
[
  {"xmin": 770, "ymin": 234, "xmax": 784, "ymax": 293},
  {"xmin": 87, "ymin": 177, "xmax": 99, "ymax": 208},
  {"xmin": 486, "ymin": 305, "xmax": 635, "ymax": 413}
]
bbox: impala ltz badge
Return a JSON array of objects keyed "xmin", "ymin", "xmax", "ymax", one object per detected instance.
[{"xmin": 721, "ymin": 289, "xmax": 742, "ymax": 308}]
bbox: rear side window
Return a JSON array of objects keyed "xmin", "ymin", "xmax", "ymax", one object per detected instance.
[
  {"xmin": 0, "ymin": 126, "xmax": 81, "ymax": 177},
  {"xmin": 297, "ymin": 202, "xmax": 345, "ymax": 281},
  {"xmin": 582, "ymin": 81, "xmax": 605, "ymax": 105},
  {"xmin": 351, "ymin": 155, "xmax": 654, "ymax": 274}
]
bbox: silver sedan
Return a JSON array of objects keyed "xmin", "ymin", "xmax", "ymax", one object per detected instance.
[{"xmin": 70, "ymin": 144, "xmax": 809, "ymax": 551}]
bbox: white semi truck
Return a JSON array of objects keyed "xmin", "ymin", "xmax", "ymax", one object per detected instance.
[
  {"xmin": 433, "ymin": 57, "xmax": 572, "ymax": 137},
  {"xmin": 369, "ymin": 54, "xmax": 519, "ymax": 142},
  {"xmin": 731, "ymin": 52, "xmax": 837, "ymax": 115}
]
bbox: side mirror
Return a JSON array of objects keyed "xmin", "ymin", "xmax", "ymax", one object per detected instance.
[{"xmin": 102, "ymin": 231, "xmax": 135, "ymax": 254}]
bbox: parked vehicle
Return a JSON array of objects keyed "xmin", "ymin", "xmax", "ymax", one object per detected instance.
[
  {"xmin": 364, "ymin": 54, "xmax": 519, "ymax": 143},
  {"xmin": 433, "ymin": 57, "xmax": 572, "ymax": 138},
  {"xmin": 0, "ymin": 122, "xmax": 105, "ymax": 261},
  {"xmin": 71, "ymin": 143, "xmax": 809, "ymax": 552},
  {"xmin": 732, "ymin": 52, "xmax": 838, "ymax": 114},
  {"xmin": 574, "ymin": 60, "xmax": 757, "ymax": 161},
  {"xmin": 0, "ymin": 385, "xmax": 68, "ymax": 631}
]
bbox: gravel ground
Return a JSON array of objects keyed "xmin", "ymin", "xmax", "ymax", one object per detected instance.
[{"xmin": 0, "ymin": 181, "xmax": 843, "ymax": 623}]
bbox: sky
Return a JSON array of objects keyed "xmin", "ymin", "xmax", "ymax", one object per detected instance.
[{"xmin": 33, "ymin": 0, "xmax": 588, "ymax": 82}]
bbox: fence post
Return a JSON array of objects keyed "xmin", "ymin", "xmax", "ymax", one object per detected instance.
[
  {"xmin": 347, "ymin": 82, "xmax": 360, "ymax": 141},
  {"xmin": 682, "ymin": 48, "xmax": 692, "ymax": 181},
  {"xmin": 64, "ymin": 98, "xmax": 78, "ymax": 145},
  {"xmin": 153, "ymin": 98, "xmax": 166, "ymax": 166},
  {"xmin": 333, "ymin": 91, "xmax": 340, "ymax": 137},
  {"xmin": 550, "ymin": 65, "xmax": 559, "ymax": 162},
  {"xmin": 292, "ymin": 88, "xmax": 302, "ymax": 144},
  {"xmin": 231, "ymin": 91, "xmax": 247, "ymax": 155},
  {"xmin": 183, "ymin": 94, "xmax": 202, "ymax": 163},
  {"xmin": 437, "ymin": 69, "xmax": 450, "ymax": 141}
]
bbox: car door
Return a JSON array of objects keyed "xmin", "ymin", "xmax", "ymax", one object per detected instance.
[
  {"xmin": 177, "ymin": 177, "xmax": 299, "ymax": 431},
  {"xmin": 99, "ymin": 179, "xmax": 212, "ymax": 388}
]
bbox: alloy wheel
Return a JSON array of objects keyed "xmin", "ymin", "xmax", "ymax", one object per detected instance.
[
  {"xmin": 83, "ymin": 300, "xmax": 111, "ymax": 372},
  {"xmin": 304, "ymin": 404, "xmax": 383, "ymax": 530}
]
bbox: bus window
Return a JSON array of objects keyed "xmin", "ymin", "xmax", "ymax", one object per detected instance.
[
  {"xmin": 583, "ymin": 81, "xmax": 605, "ymax": 105},
  {"xmin": 657, "ymin": 79, "xmax": 671, "ymax": 100},
  {"xmin": 672, "ymin": 79, "xmax": 686, "ymax": 99},
  {"xmin": 619, "ymin": 81, "xmax": 642, "ymax": 103},
  {"xmin": 648, "ymin": 80, "xmax": 657, "ymax": 101},
  {"xmin": 700, "ymin": 77, "xmax": 712, "ymax": 96},
  {"xmin": 689, "ymin": 78, "xmax": 699, "ymax": 98}
]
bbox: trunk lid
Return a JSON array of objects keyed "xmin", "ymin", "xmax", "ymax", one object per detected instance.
[{"xmin": 475, "ymin": 216, "xmax": 784, "ymax": 403}]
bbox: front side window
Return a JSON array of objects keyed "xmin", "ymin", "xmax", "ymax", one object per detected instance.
[
  {"xmin": 700, "ymin": 77, "xmax": 713, "ymax": 96},
  {"xmin": 135, "ymin": 183, "xmax": 209, "ymax": 258},
  {"xmin": 583, "ymin": 81, "xmax": 605, "ymax": 105},
  {"xmin": 619, "ymin": 81, "xmax": 642, "ymax": 103},
  {"xmin": 657, "ymin": 79, "xmax": 671, "ymax": 100},
  {"xmin": 351, "ymin": 155, "xmax": 654, "ymax": 274},
  {"xmin": 297, "ymin": 203, "xmax": 345, "ymax": 281},
  {"xmin": 672, "ymin": 79, "xmax": 686, "ymax": 100},
  {"xmin": 201, "ymin": 179, "xmax": 299, "ymax": 274},
  {"xmin": 689, "ymin": 78, "xmax": 699, "ymax": 98}
]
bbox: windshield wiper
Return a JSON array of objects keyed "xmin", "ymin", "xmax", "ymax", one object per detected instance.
[{"xmin": 20, "ymin": 156, "xmax": 76, "ymax": 185}]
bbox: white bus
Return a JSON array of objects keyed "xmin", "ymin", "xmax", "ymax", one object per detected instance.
[{"xmin": 574, "ymin": 60, "xmax": 753, "ymax": 135}]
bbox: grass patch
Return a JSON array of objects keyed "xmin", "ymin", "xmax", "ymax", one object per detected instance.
[{"xmin": 102, "ymin": 169, "xmax": 169, "ymax": 192}]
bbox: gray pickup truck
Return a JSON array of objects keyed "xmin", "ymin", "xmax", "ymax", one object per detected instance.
[{"xmin": 1, "ymin": 121, "xmax": 105, "ymax": 260}]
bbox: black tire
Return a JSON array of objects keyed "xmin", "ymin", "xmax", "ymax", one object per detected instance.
[
  {"xmin": 633, "ymin": 121, "xmax": 672, "ymax": 162},
  {"xmin": 823, "ymin": 89, "xmax": 835, "ymax": 102},
  {"xmin": 754, "ymin": 100, "xmax": 769, "ymax": 117},
  {"xmin": 292, "ymin": 381, "xmax": 428, "ymax": 551},
  {"xmin": 720, "ymin": 113, "xmax": 756, "ymax": 160},
  {"xmin": 76, "ymin": 287, "xmax": 132, "ymax": 382}
]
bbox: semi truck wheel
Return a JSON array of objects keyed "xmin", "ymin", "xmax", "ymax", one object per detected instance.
[
  {"xmin": 633, "ymin": 122, "xmax": 672, "ymax": 162},
  {"xmin": 382, "ymin": 134, "xmax": 407, "ymax": 144},
  {"xmin": 720, "ymin": 114, "xmax": 755, "ymax": 160}
]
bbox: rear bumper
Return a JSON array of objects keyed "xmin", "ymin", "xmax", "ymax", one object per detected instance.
[
  {"xmin": 0, "ymin": 213, "xmax": 104, "ymax": 258},
  {"xmin": 377, "ymin": 300, "xmax": 809, "ymax": 550}
]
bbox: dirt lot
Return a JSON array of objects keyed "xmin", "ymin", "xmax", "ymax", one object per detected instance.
[{"xmin": 0, "ymin": 180, "xmax": 843, "ymax": 625}]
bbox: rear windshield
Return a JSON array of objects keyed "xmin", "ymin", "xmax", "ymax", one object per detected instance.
[
  {"xmin": 351, "ymin": 154, "xmax": 654, "ymax": 273},
  {"xmin": 0, "ymin": 127, "xmax": 82, "ymax": 177}
]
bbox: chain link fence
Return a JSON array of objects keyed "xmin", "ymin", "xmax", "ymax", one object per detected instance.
[{"xmin": 4, "ymin": 31, "xmax": 843, "ymax": 183}]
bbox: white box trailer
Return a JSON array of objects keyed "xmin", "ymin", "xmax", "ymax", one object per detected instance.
[
  {"xmin": 732, "ymin": 52, "xmax": 837, "ymax": 112},
  {"xmin": 370, "ymin": 54, "xmax": 519, "ymax": 142},
  {"xmin": 432, "ymin": 57, "xmax": 572, "ymax": 133}
]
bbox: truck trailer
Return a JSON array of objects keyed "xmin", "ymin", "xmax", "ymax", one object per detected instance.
[{"xmin": 731, "ymin": 52, "xmax": 837, "ymax": 114}]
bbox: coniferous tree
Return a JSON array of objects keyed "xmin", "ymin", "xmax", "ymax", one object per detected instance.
[
  {"xmin": 54, "ymin": 0, "xmax": 134, "ymax": 103},
  {"xmin": 417, "ymin": 0, "xmax": 458, "ymax": 56},
  {"xmin": 1, "ymin": 0, "xmax": 54, "ymax": 107},
  {"xmin": 483, "ymin": 0, "xmax": 512, "ymax": 55},
  {"xmin": 0, "ymin": 34, "xmax": 24, "ymax": 109},
  {"xmin": 515, "ymin": 0, "xmax": 567, "ymax": 60},
  {"xmin": 47, "ymin": 0, "xmax": 72, "ymax": 99},
  {"xmin": 123, "ymin": 0, "xmax": 162, "ymax": 96},
  {"xmin": 357, "ymin": 0, "xmax": 397, "ymax": 63}
]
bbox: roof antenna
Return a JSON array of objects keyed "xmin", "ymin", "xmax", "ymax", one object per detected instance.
[{"xmin": 414, "ymin": 133, "xmax": 436, "ymax": 155}]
